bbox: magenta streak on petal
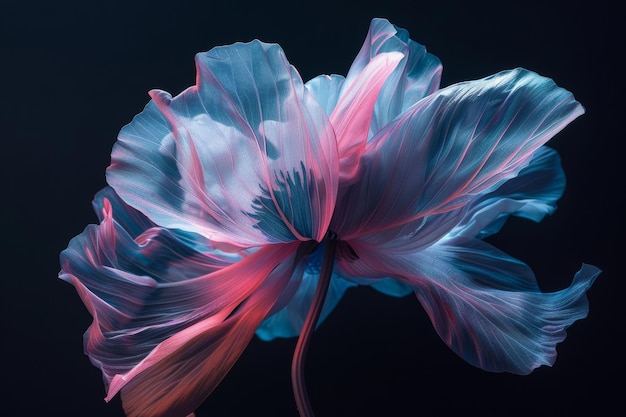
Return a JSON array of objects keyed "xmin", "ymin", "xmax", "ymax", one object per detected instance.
[
  {"xmin": 330, "ymin": 52, "xmax": 403, "ymax": 182},
  {"xmin": 99, "ymin": 241, "xmax": 299, "ymax": 403},
  {"xmin": 291, "ymin": 238, "xmax": 337, "ymax": 417}
]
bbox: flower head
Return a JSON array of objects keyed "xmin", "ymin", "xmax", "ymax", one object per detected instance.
[{"xmin": 60, "ymin": 18, "xmax": 600, "ymax": 417}]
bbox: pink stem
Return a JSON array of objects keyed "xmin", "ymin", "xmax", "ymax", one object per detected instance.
[{"xmin": 291, "ymin": 238, "xmax": 337, "ymax": 417}]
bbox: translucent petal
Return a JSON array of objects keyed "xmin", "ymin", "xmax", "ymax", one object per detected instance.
[
  {"xmin": 341, "ymin": 238, "xmax": 600, "ymax": 374},
  {"xmin": 112, "ymin": 254, "xmax": 296, "ymax": 417},
  {"xmin": 305, "ymin": 74, "xmax": 345, "ymax": 116},
  {"xmin": 329, "ymin": 51, "xmax": 404, "ymax": 181},
  {"xmin": 107, "ymin": 41, "xmax": 338, "ymax": 247},
  {"xmin": 448, "ymin": 146, "xmax": 565, "ymax": 239},
  {"xmin": 59, "ymin": 188, "xmax": 298, "ymax": 394},
  {"xmin": 345, "ymin": 18, "xmax": 442, "ymax": 138},
  {"xmin": 335, "ymin": 268, "xmax": 413, "ymax": 298},
  {"xmin": 256, "ymin": 243, "xmax": 356, "ymax": 340},
  {"xmin": 332, "ymin": 68, "xmax": 584, "ymax": 243}
]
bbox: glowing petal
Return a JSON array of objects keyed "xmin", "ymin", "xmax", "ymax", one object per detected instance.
[
  {"xmin": 59, "ymin": 188, "xmax": 297, "ymax": 394},
  {"xmin": 345, "ymin": 18, "xmax": 442, "ymax": 137},
  {"xmin": 305, "ymin": 74, "xmax": 345, "ymax": 116},
  {"xmin": 332, "ymin": 68, "xmax": 584, "ymax": 242},
  {"xmin": 343, "ymin": 238, "xmax": 600, "ymax": 374},
  {"xmin": 112, "ymin": 254, "xmax": 296, "ymax": 417},
  {"xmin": 107, "ymin": 41, "xmax": 338, "ymax": 247},
  {"xmin": 447, "ymin": 146, "xmax": 565, "ymax": 239},
  {"xmin": 329, "ymin": 51, "xmax": 404, "ymax": 181}
]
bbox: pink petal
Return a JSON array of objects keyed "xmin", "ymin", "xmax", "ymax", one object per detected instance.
[
  {"xmin": 345, "ymin": 18, "xmax": 442, "ymax": 137},
  {"xmin": 111, "ymin": 246, "xmax": 298, "ymax": 417},
  {"xmin": 59, "ymin": 188, "xmax": 299, "ymax": 405},
  {"xmin": 329, "ymin": 51, "xmax": 403, "ymax": 181}
]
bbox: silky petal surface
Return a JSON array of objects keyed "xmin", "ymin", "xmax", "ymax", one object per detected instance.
[
  {"xmin": 332, "ymin": 68, "xmax": 584, "ymax": 242},
  {"xmin": 113, "ymin": 251, "xmax": 297, "ymax": 417},
  {"xmin": 341, "ymin": 238, "xmax": 600, "ymax": 374},
  {"xmin": 328, "ymin": 52, "xmax": 403, "ymax": 181},
  {"xmin": 345, "ymin": 18, "xmax": 442, "ymax": 138},
  {"xmin": 107, "ymin": 41, "xmax": 338, "ymax": 247},
  {"xmin": 59, "ymin": 188, "xmax": 297, "ymax": 392},
  {"xmin": 305, "ymin": 74, "xmax": 345, "ymax": 116},
  {"xmin": 448, "ymin": 146, "xmax": 565, "ymax": 239}
]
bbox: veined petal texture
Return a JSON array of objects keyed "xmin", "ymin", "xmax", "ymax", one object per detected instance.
[
  {"xmin": 107, "ymin": 41, "xmax": 338, "ymax": 248},
  {"xmin": 345, "ymin": 18, "xmax": 442, "ymax": 138},
  {"xmin": 342, "ymin": 238, "xmax": 600, "ymax": 374},
  {"xmin": 305, "ymin": 74, "xmax": 345, "ymax": 116},
  {"xmin": 328, "ymin": 51, "xmax": 404, "ymax": 181},
  {"xmin": 332, "ymin": 68, "xmax": 584, "ymax": 242},
  {"xmin": 59, "ymin": 188, "xmax": 299, "ymax": 415},
  {"xmin": 113, "ymin": 250, "xmax": 298, "ymax": 417},
  {"xmin": 448, "ymin": 146, "xmax": 566, "ymax": 239}
]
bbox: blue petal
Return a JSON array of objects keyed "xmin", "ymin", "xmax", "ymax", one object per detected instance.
[
  {"xmin": 449, "ymin": 146, "xmax": 566, "ymax": 239},
  {"xmin": 305, "ymin": 74, "xmax": 345, "ymax": 116},
  {"xmin": 335, "ymin": 263, "xmax": 412, "ymax": 298},
  {"xmin": 341, "ymin": 238, "xmax": 600, "ymax": 374},
  {"xmin": 107, "ymin": 41, "xmax": 338, "ymax": 247},
  {"xmin": 332, "ymin": 68, "xmax": 584, "ymax": 245}
]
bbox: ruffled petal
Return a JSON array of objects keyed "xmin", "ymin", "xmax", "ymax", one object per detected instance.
[
  {"xmin": 256, "ymin": 244, "xmax": 356, "ymax": 340},
  {"xmin": 448, "ymin": 146, "xmax": 565, "ymax": 239},
  {"xmin": 341, "ymin": 238, "xmax": 600, "ymax": 374},
  {"xmin": 107, "ymin": 41, "xmax": 338, "ymax": 247},
  {"xmin": 332, "ymin": 68, "xmax": 584, "ymax": 243},
  {"xmin": 112, "ymin": 252, "xmax": 296, "ymax": 417},
  {"xmin": 59, "ymin": 188, "xmax": 299, "ymax": 405},
  {"xmin": 345, "ymin": 18, "xmax": 442, "ymax": 137}
]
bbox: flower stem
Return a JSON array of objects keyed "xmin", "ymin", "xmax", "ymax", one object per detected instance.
[{"xmin": 291, "ymin": 236, "xmax": 337, "ymax": 417}]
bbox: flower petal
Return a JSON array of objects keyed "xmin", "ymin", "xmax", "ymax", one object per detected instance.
[
  {"xmin": 332, "ymin": 68, "xmax": 584, "ymax": 242},
  {"xmin": 59, "ymin": 188, "xmax": 298, "ymax": 396},
  {"xmin": 345, "ymin": 18, "xmax": 442, "ymax": 137},
  {"xmin": 448, "ymin": 146, "xmax": 565, "ymax": 239},
  {"xmin": 107, "ymin": 41, "xmax": 338, "ymax": 247},
  {"xmin": 342, "ymin": 238, "xmax": 600, "ymax": 374},
  {"xmin": 329, "ymin": 51, "xmax": 404, "ymax": 181},
  {"xmin": 111, "ymin": 253, "xmax": 296, "ymax": 417},
  {"xmin": 305, "ymin": 74, "xmax": 345, "ymax": 116}
]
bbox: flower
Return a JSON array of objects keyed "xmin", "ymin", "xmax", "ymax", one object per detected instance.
[{"xmin": 59, "ymin": 18, "xmax": 600, "ymax": 417}]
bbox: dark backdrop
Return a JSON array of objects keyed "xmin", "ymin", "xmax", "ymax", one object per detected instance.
[{"xmin": 2, "ymin": 0, "xmax": 621, "ymax": 416}]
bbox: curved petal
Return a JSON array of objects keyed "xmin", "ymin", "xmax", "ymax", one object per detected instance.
[
  {"xmin": 59, "ymin": 188, "xmax": 298, "ymax": 396},
  {"xmin": 345, "ymin": 18, "xmax": 442, "ymax": 137},
  {"xmin": 305, "ymin": 74, "xmax": 345, "ymax": 116},
  {"xmin": 107, "ymin": 41, "xmax": 338, "ymax": 247},
  {"xmin": 112, "ymin": 251, "xmax": 297, "ymax": 417},
  {"xmin": 341, "ymin": 238, "xmax": 600, "ymax": 374},
  {"xmin": 335, "ymin": 267, "xmax": 413, "ymax": 298},
  {"xmin": 256, "ymin": 244, "xmax": 356, "ymax": 340},
  {"xmin": 329, "ymin": 51, "xmax": 404, "ymax": 181},
  {"xmin": 332, "ymin": 68, "xmax": 584, "ymax": 243},
  {"xmin": 448, "ymin": 146, "xmax": 565, "ymax": 239}
]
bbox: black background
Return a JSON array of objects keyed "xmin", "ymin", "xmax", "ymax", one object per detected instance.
[{"xmin": 2, "ymin": 0, "xmax": 622, "ymax": 416}]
